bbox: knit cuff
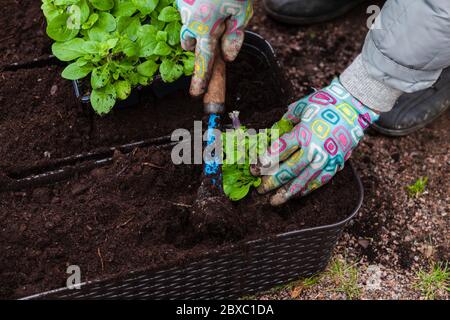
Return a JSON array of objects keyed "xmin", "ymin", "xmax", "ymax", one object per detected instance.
[{"xmin": 340, "ymin": 54, "xmax": 403, "ymax": 112}]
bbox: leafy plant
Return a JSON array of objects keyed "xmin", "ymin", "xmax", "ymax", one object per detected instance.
[
  {"xmin": 41, "ymin": 0, "xmax": 194, "ymax": 114},
  {"xmin": 406, "ymin": 176, "xmax": 428, "ymax": 198},
  {"xmin": 222, "ymin": 112, "xmax": 293, "ymax": 201}
]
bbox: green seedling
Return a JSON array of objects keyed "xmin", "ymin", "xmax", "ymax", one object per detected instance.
[
  {"xmin": 222, "ymin": 114, "xmax": 293, "ymax": 201},
  {"xmin": 41, "ymin": 0, "xmax": 194, "ymax": 114},
  {"xmin": 406, "ymin": 176, "xmax": 428, "ymax": 198}
]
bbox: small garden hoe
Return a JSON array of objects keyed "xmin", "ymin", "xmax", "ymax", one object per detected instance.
[{"xmin": 191, "ymin": 49, "xmax": 235, "ymax": 237}]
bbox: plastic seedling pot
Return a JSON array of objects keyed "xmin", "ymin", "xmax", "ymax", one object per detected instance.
[
  {"xmin": 15, "ymin": 33, "xmax": 365, "ymax": 300},
  {"xmin": 72, "ymin": 31, "xmax": 292, "ymax": 110}
]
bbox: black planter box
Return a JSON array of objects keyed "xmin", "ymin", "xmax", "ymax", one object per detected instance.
[{"xmin": 23, "ymin": 163, "xmax": 363, "ymax": 300}]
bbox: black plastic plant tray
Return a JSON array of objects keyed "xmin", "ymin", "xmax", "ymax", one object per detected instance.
[
  {"xmin": 73, "ymin": 31, "xmax": 292, "ymax": 109},
  {"xmin": 1, "ymin": 55, "xmax": 61, "ymax": 72},
  {"xmin": 22, "ymin": 163, "xmax": 363, "ymax": 300}
]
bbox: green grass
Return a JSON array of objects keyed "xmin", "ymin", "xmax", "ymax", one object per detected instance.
[
  {"xmin": 406, "ymin": 177, "xmax": 428, "ymax": 198},
  {"xmin": 251, "ymin": 275, "xmax": 321, "ymax": 299},
  {"xmin": 414, "ymin": 262, "xmax": 449, "ymax": 300},
  {"xmin": 242, "ymin": 259, "xmax": 362, "ymax": 300},
  {"xmin": 302, "ymin": 275, "xmax": 320, "ymax": 288},
  {"xmin": 326, "ymin": 258, "xmax": 361, "ymax": 300}
]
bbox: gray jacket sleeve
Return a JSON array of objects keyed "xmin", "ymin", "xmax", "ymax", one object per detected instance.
[{"xmin": 340, "ymin": 0, "xmax": 450, "ymax": 112}]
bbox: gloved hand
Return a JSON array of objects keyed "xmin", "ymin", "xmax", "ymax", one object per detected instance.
[
  {"xmin": 176, "ymin": 0, "xmax": 253, "ymax": 96},
  {"xmin": 251, "ymin": 78, "xmax": 379, "ymax": 206}
]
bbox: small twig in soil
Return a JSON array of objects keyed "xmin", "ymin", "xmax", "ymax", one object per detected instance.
[
  {"xmin": 97, "ymin": 247, "xmax": 105, "ymax": 272},
  {"xmin": 142, "ymin": 162, "xmax": 165, "ymax": 169},
  {"xmin": 116, "ymin": 165, "xmax": 130, "ymax": 177},
  {"xmin": 116, "ymin": 216, "xmax": 135, "ymax": 229},
  {"xmin": 0, "ymin": 34, "xmax": 14, "ymax": 42},
  {"xmin": 165, "ymin": 200, "xmax": 192, "ymax": 208}
]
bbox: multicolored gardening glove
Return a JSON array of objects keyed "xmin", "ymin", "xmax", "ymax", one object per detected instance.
[
  {"xmin": 251, "ymin": 78, "xmax": 380, "ymax": 206},
  {"xmin": 176, "ymin": 0, "xmax": 254, "ymax": 96}
]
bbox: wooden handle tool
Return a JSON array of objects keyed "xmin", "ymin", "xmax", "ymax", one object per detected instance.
[{"xmin": 203, "ymin": 52, "xmax": 226, "ymax": 114}]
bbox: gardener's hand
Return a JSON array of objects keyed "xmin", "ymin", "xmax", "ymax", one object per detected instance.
[
  {"xmin": 251, "ymin": 78, "xmax": 379, "ymax": 206},
  {"xmin": 176, "ymin": 0, "xmax": 253, "ymax": 97}
]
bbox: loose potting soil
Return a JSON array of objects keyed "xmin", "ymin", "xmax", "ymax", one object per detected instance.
[
  {"xmin": 0, "ymin": 147, "xmax": 359, "ymax": 299},
  {"xmin": 0, "ymin": 1, "xmax": 52, "ymax": 66},
  {"xmin": 0, "ymin": 53, "xmax": 283, "ymax": 172}
]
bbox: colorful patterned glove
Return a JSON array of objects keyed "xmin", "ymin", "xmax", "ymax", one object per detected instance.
[
  {"xmin": 176, "ymin": 0, "xmax": 253, "ymax": 96},
  {"xmin": 251, "ymin": 78, "xmax": 379, "ymax": 206}
]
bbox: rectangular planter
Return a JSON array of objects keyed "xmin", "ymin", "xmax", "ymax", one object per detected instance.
[
  {"xmin": 22, "ymin": 163, "xmax": 363, "ymax": 300},
  {"xmin": 9, "ymin": 32, "xmax": 363, "ymax": 300}
]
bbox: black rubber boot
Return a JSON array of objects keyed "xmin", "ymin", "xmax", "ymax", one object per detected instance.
[
  {"xmin": 263, "ymin": 0, "xmax": 367, "ymax": 25},
  {"xmin": 372, "ymin": 68, "xmax": 450, "ymax": 137}
]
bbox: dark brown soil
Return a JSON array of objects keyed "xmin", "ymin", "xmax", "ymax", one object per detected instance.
[
  {"xmin": 0, "ymin": 1, "xmax": 52, "ymax": 67},
  {"xmin": 0, "ymin": 52, "xmax": 283, "ymax": 173},
  {"xmin": 0, "ymin": 146, "xmax": 359, "ymax": 299}
]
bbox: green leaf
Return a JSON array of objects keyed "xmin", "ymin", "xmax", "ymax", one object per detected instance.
[
  {"xmin": 271, "ymin": 118, "xmax": 294, "ymax": 136},
  {"xmin": 164, "ymin": 21, "xmax": 181, "ymax": 46},
  {"xmin": 113, "ymin": 0, "xmax": 137, "ymax": 17},
  {"xmin": 52, "ymin": 38, "xmax": 86, "ymax": 61},
  {"xmin": 155, "ymin": 0, "xmax": 171, "ymax": 12},
  {"xmin": 160, "ymin": 59, "xmax": 183, "ymax": 82},
  {"xmin": 156, "ymin": 31, "xmax": 167, "ymax": 42},
  {"xmin": 90, "ymin": 85, "xmax": 117, "ymax": 115},
  {"xmin": 138, "ymin": 75, "xmax": 151, "ymax": 86},
  {"xmin": 182, "ymin": 53, "xmax": 195, "ymax": 76},
  {"xmin": 150, "ymin": 12, "xmax": 166, "ymax": 30},
  {"xmin": 116, "ymin": 38, "xmax": 138, "ymax": 57},
  {"xmin": 82, "ymin": 13, "xmax": 99, "ymax": 29},
  {"xmin": 41, "ymin": 1, "xmax": 61, "ymax": 21},
  {"xmin": 54, "ymin": 0, "xmax": 79, "ymax": 6},
  {"xmin": 91, "ymin": 64, "xmax": 111, "ymax": 89},
  {"xmin": 153, "ymin": 41, "xmax": 172, "ymax": 56},
  {"xmin": 46, "ymin": 14, "xmax": 80, "ymax": 41},
  {"xmin": 87, "ymin": 28, "xmax": 110, "ymax": 42},
  {"xmin": 132, "ymin": 0, "xmax": 159, "ymax": 15},
  {"xmin": 158, "ymin": 6, "xmax": 179, "ymax": 22},
  {"xmin": 138, "ymin": 31, "xmax": 157, "ymax": 57},
  {"xmin": 137, "ymin": 60, "xmax": 159, "ymax": 77},
  {"xmin": 113, "ymin": 80, "xmax": 131, "ymax": 100},
  {"xmin": 78, "ymin": 0, "xmax": 91, "ymax": 23},
  {"xmin": 117, "ymin": 16, "xmax": 141, "ymax": 40},
  {"xmin": 222, "ymin": 124, "xmax": 275, "ymax": 201},
  {"xmin": 226, "ymin": 184, "xmax": 251, "ymax": 202},
  {"xmin": 62, "ymin": 62, "xmax": 93, "ymax": 80},
  {"xmin": 82, "ymin": 40, "xmax": 101, "ymax": 53},
  {"xmin": 93, "ymin": 12, "xmax": 117, "ymax": 32},
  {"xmin": 89, "ymin": 0, "xmax": 115, "ymax": 11}
]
